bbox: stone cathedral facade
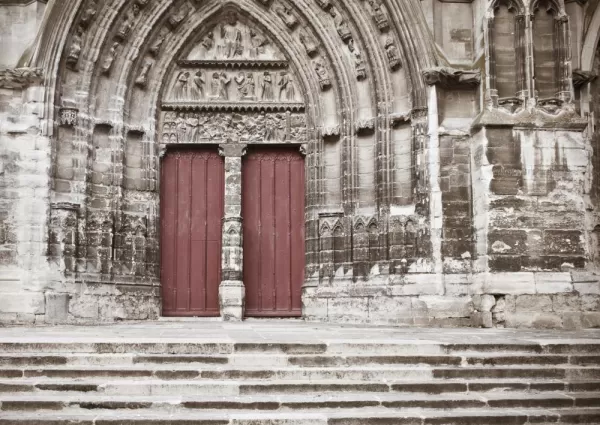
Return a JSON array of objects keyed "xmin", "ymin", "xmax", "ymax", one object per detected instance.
[{"xmin": 1, "ymin": 0, "xmax": 600, "ymax": 328}]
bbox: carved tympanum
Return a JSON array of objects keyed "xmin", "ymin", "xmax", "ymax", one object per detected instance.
[{"xmin": 187, "ymin": 19, "xmax": 281, "ymax": 62}]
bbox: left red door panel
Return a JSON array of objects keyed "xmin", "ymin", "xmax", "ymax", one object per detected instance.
[{"xmin": 161, "ymin": 148, "xmax": 224, "ymax": 317}]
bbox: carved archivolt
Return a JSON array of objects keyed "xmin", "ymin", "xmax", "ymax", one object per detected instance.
[{"xmin": 26, "ymin": 0, "xmax": 440, "ymax": 284}]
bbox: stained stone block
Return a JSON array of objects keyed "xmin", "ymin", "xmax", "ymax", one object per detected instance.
[
  {"xmin": 535, "ymin": 273, "xmax": 573, "ymax": 294},
  {"xmin": 515, "ymin": 295, "xmax": 553, "ymax": 313},
  {"xmin": 505, "ymin": 312, "xmax": 563, "ymax": 329},
  {"xmin": 44, "ymin": 293, "xmax": 70, "ymax": 324},
  {"xmin": 328, "ymin": 297, "xmax": 370, "ymax": 322},
  {"xmin": 483, "ymin": 273, "xmax": 536, "ymax": 295},
  {"xmin": 219, "ymin": 281, "xmax": 245, "ymax": 322}
]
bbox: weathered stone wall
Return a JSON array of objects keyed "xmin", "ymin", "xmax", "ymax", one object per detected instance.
[{"xmin": 0, "ymin": 0, "xmax": 599, "ymax": 328}]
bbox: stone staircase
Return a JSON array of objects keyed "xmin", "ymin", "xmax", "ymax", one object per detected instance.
[{"xmin": 0, "ymin": 336, "xmax": 599, "ymax": 424}]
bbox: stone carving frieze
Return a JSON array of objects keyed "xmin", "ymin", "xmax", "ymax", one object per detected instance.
[
  {"xmin": 166, "ymin": 68, "xmax": 303, "ymax": 104},
  {"xmin": 0, "ymin": 67, "xmax": 43, "ymax": 89},
  {"xmin": 161, "ymin": 111, "xmax": 307, "ymax": 144}
]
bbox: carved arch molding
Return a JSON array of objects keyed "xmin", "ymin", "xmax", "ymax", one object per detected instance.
[{"xmin": 40, "ymin": 0, "xmax": 439, "ymax": 285}]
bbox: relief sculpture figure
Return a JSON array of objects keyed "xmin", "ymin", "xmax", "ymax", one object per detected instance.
[
  {"xmin": 220, "ymin": 15, "xmax": 243, "ymax": 58},
  {"xmin": 274, "ymin": 4, "xmax": 298, "ymax": 29},
  {"xmin": 116, "ymin": 4, "xmax": 140, "ymax": 40},
  {"xmin": 250, "ymin": 30, "xmax": 269, "ymax": 58},
  {"xmin": 190, "ymin": 71, "xmax": 205, "ymax": 100},
  {"xmin": 175, "ymin": 112, "xmax": 186, "ymax": 142},
  {"xmin": 330, "ymin": 8, "xmax": 351, "ymax": 42},
  {"xmin": 367, "ymin": 0, "xmax": 389, "ymax": 31},
  {"xmin": 67, "ymin": 27, "xmax": 84, "ymax": 70},
  {"xmin": 245, "ymin": 73, "xmax": 256, "ymax": 99},
  {"xmin": 235, "ymin": 72, "xmax": 256, "ymax": 100},
  {"xmin": 212, "ymin": 72, "xmax": 231, "ymax": 99},
  {"xmin": 135, "ymin": 59, "xmax": 153, "ymax": 87},
  {"xmin": 278, "ymin": 72, "xmax": 295, "ymax": 101},
  {"xmin": 186, "ymin": 113, "xmax": 199, "ymax": 143},
  {"xmin": 299, "ymin": 29, "xmax": 318, "ymax": 56},
  {"xmin": 101, "ymin": 42, "xmax": 119, "ymax": 75},
  {"xmin": 348, "ymin": 38, "xmax": 367, "ymax": 80},
  {"xmin": 261, "ymin": 71, "xmax": 274, "ymax": 101},
  {"xmin": 149, "ymin": 28, "xmax": 169, "ymax": 57},
  {"xmin": 314, "ymin": 60, "xmax": 331, "ymax": 90},
  {"xmin": 80, "ymin": 0, "xmax": 97, "ymax": 28},
  {"xmin": 385, "ymin": 37, "xmax": 402, "ymax": 70},
  {"xmin": 201, "ymin": 31, "xmax": 215, "ymax": 55},
  {"xmin": 174, "ymin": 71, "xmax": 190, "ymax": 101}
]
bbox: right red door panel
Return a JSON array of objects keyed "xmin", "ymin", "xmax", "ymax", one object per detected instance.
[{"xmin": 243, "ymin": 147, "xmax": 305, "ymax": 317}]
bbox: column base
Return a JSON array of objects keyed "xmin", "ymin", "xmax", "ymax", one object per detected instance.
[{"xmin": 219, "ymin": 280, "xmax": 245, "ymax": 321}]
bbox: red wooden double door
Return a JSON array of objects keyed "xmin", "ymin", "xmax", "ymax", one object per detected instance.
[{"xmin": 161, "ymin": 147, "xmax": 304, "ymax": 317}]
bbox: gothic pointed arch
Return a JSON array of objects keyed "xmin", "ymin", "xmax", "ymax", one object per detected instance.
[{"xmin": 23, "ymin": 0, "xmax": 442, "ymax": 319}]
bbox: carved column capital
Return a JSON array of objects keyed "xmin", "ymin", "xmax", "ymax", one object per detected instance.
[{"xmin": 219, "ymin": 143, "xmax": 247, "ymax": 158}]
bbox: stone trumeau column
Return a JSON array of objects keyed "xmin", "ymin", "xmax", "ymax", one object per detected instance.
[{"xmin": 218, "ymin": 143, "xmax": 247, "ymax": 321}]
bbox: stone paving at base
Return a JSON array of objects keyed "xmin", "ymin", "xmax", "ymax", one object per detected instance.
[{"xmin": 0, "ymin": 320, "xmax": 599, "ymax": 343}]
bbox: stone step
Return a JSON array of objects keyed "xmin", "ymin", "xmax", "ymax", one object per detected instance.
[
  {"xmin": 1, "ymin": 365, "xmax": 599, "ymax": 381},
  {"xmin": 1, "ymin": 353, "xmax": 599, "ymax": 371},
  {"xmin": 1, "ymin": 378, "xmax": 599, "ymax": 396},
  {"xmin": 1, "ymin": 341, "xmax": 598, "ymax": 356},
  {"xmin": 4, "ymin": 353, "xmax": 600, "ymax": 368},
  {"xmin": 0, "ymin": 366, "xmax": 435, "ymax": 380},
  {"xmin": 0, "ymin": 391, "xmax": 599, "ymax": 411},
  {"xmin": 0, "ymin": 407, "xmax": 599, "ymax": 425}
]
